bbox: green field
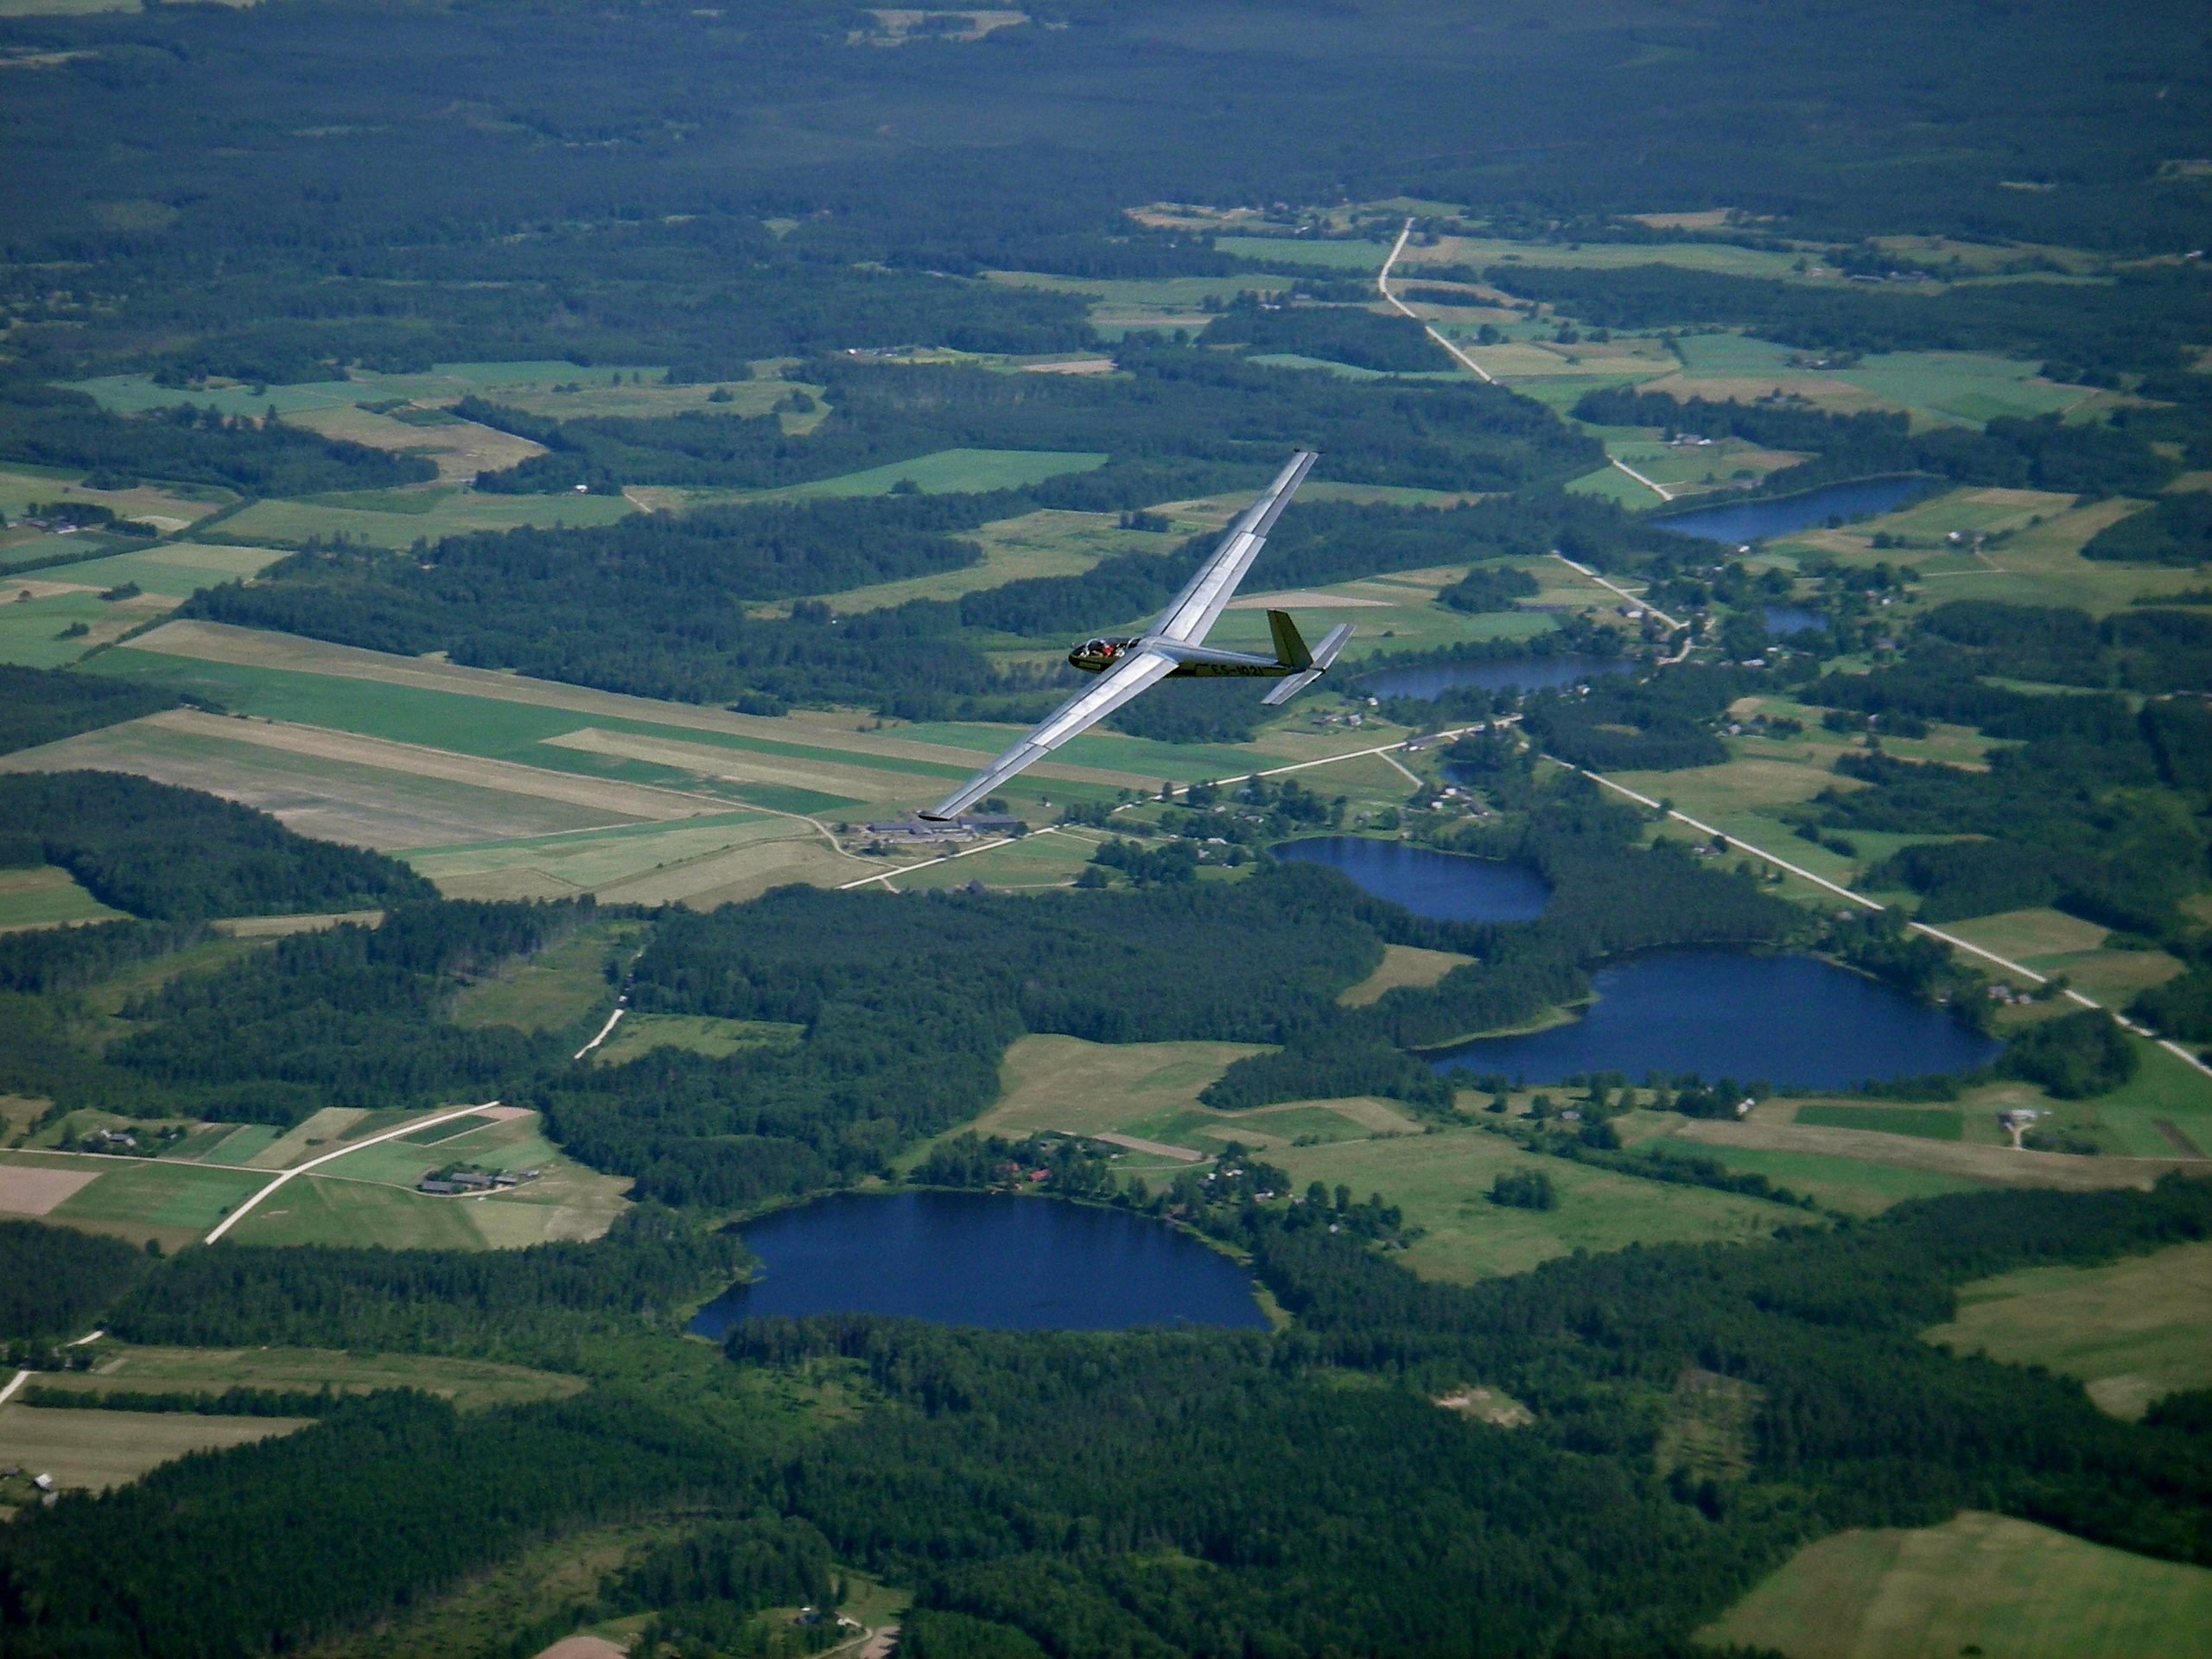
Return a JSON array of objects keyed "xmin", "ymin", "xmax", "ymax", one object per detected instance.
[
  {"xmin": 590, "ymin": 1013, "xmax": 804, "ymax": 1066},
  {"xmin": 446, "ymin": 918, "xmax": 643, "ymax": 1032},
  {"xmin": 209, "ymin": 489, "xmax": 637, "ymax": 550},
  {"xmin": 740, "ymin": 447, "xmax": 1108, "ymax": 500},
  {"xmin": 0, "ymin": 588, "xmax": 172, "ymax": 669},
  {"xmin": 1267, "ymin": 1128, "xmax": 1789, "ymax": 1283},
  {"xmin": 787, "ymin": 507, "xmax": 1165, "ymax": 614},
  {"xmin": 1700, "ymin": 1510, "xmax": 2212, "ymax": 1659},
  {"xmin": 29, "ymin": 1342, "xmax": 582, "ymax": 1411},
  {"xmin": 1922, "ymin": 1240, "xmax": 2212, "ymax": 1419},
  {"xmin": 0, "ymin": 1406, "xmax": 309, "ymax": 1497},
  {"xmin": 1793, "ymin": 1104, "xmax": 1964, "ymax": 1141},
  {"xmin": 1214, "ymin": 236, "xmax": 1393, "ymax": 270},
  {"xmin": 25, "ymin": 541, "xmax": 287, "ymax": 600},
  {"xmin": 0, "ymin": 1151, "xmax": 269, "ymax": 1249},
  {"xmin": 1643, "ymin": 1136, "xmax": 1983, "ymax": 1214},
  {"xmin": 1415, "ymin": 235, "xmax": 1808, "ymax": 281},
  {"xmin": 0, "ymin": 865, "xmax": 124, "ymax": 931}
]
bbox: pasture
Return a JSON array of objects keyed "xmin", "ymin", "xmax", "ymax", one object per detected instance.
[
  {"xmin": 448, "ymin": 918, "xmax": 645, "ymax": 1032},
  {"xmin": 1338, "ymin": 943, "xmax": 1473, "ymax": 1007},
  {"xmin": 0, "ymin": 865, "xmax": 124, "ymax": 931},
  {"xmin": 0, "ymin": 585, "xmax": 175, "ymax": 669},
  {"xmin": 1700, "ymin": 1510, "xmax": 2212, "ymax": 1659},
  {"xmin": 743, "ymin": 447, "xmax": 1107, "ymax": 499},
  {"xmin": 1410, "ymin": 235, "xmax": 1808, "ymax": 282},
  {"xmin": 0, "ymin": 1151, "xmax": 269, "ymax": 1250},
  {"xmin": 210, "ymin": 488, "xmax": 636, "ymax": 551},
  {"xmin": 983, "ymin": 269, "xmax": 1293, "ymax": 334},
  {"xmin": 884, "ymin": 826, "xmax": 1103, "ymax": 892},
  {"xmin": 589, "ymin": 1014, "xmax": 803, "ymax": 1067},
  {"xmin": 1791, "ymin": 1104, "xmax": 1963, "ymax": 1141},
  {"xmin": 798, "ymin": 508, "xmax": 1168, "ymax": 613},
  {"xmin": 227, "ymin": 1113, "xmax": 632, "ymax": 1250},
  {"xmin": 25, "ymin": 540, "xmax": 287, "ymax": 600},
  {"xmin": 1268, "ymin": 1127, "xmax": 1788, "ymax": 1282},
  {"xmin": 3, "ymin": 714, "xmax": 677, "ymax": 851},
  {"xmin": 0, "ymin": 467, "xmax": 229, "ymax": 534},
  {"xmin": 0, "ymin": 1406, "xmax": 310, "ymax": 1496},
  {"xmin": 29, "ymin": 1342, "xmax": 582, "ymax": 1411},
  {"xmin": 1213, "ymin": 236, "xmax": 1391, "ymax": 270},
  {"xmin": 1921, "ymin": 1239, "xmax": 2212, "ymax": 1419}
]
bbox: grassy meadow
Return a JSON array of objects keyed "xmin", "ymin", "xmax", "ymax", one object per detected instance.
[
  {"xmin": 1923, "ymin": 1240, "xmax": 2212, "ymax": 1419},
  {"xmin": 1267, "ymin": 1126, "xmax": 1789, "ymax": 1283},
  {"xmin": 1700, "ymin": 1510, "xmax": 2212, "ymax": 1659}
]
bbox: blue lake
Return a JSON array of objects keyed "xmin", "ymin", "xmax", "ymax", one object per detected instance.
[
  {"xmin": 1427, "ymin": 949, "xmax": 2001, "ymax": 1088},
  {"xmin": 689, "ymin": 1191, "xmax": 1269, "ymax": 1335},
  {"xmin": 1278, "ymin": 836, "xmax": 1994, "ymax": 1087},
  {"xmin": 1657, "ymin": 476, "xmax": 1930, "ymax": 545},
  {"xmin": 1274, "ymin": 836, "xmax": 1549, "ymax": 922},
  {"xmin": 1358, "ymin": 652, "xmax": 1633, "ymax": 701},
  {"xmin": 1762, "ymin": 605, "xmax": 1828, "ymax": 637}
]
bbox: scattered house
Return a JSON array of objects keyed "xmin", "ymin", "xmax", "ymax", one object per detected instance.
[
  {"xmin": 31, "ymin": 1474, "xmax": 53, "ymax": 1492},
  {"xmin": 1736, "ymin": 1097, "xmax": 1756, "ymax": 1116},
  {"xmin": 417, "ymin": 1179, "xmax": 463, "ymax": 1195},
  {"xmin": 449, "ymin": 1172, "xmax": 497, "ymax": 1190}
]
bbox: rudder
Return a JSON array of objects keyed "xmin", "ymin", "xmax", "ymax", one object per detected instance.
[{"xmin": 1267, "ymin": 610, "xmax": 1313, "ymax": 671}]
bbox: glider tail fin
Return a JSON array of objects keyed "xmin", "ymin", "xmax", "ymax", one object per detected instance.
[
  {"xmin": 1267, "ymin": 609, "xmax": 1313, "ymax": 671},
  {"xmin": 1261, "ymin": 622, "xmax": 1353, "ymax": 706}
]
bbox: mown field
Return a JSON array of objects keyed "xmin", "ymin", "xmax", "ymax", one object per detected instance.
[
  {"xmin": 26, "ymin": 1342, "xmax": 583, "ymax": 1411},
  {"xmin": 0, "ymin": 865, "xmax": 124, "ymax": 931},
  {"xmin": 1700, "ymin": 1510, "xmax": 2212, "ymax": 1659},
  {"xmin": 1922, "ymin": 1239, "xmax": 2212, "ymax": 1420},
  {"xmin": 0, "ymin": 1406, "xmax": 310, "ymax": 1497},
  {"xmin": 1267, "ymin": 1124, "xmax": 1789, "ymax": 1283}
]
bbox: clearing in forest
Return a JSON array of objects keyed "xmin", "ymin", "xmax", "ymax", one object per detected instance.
[
  {"xmin": 1921, "ymin": 1239, "xmax": 2212, "ymax": 1420},
  {"xmin": 0, "ymin": 1407, "xmax": 309, "ymax": 1495},
  {"xmin": 1268, "ymin": 1127, "xmax": 1785, "ymax": 1283}
]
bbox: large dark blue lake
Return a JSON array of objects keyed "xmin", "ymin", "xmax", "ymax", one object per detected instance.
[
  {"xmin": 688, "ymin": 1191, "xmax": 1269, "ymax": 1335},
  {"xmin": 1357, "ymin": 652, "xmax": 1632, "ymax": 701},
  {"xmin": 1656, "ymin": 476, "xmax": 1930, "ymax": 545},
  {"xmin": 1427, "ymin": 949, "xmax": 2001, "ymax": 1088},
  {"xmin": 1274, "ymin": 836, "xmax": 1549, "ymax": 922}
]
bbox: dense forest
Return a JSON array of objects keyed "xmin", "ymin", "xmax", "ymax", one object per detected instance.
[
  {"xmin": 0, "ymin": 665, "xmax": 181, "ymax": 758},
  {"xmin": 190, "ymin": 486, "xmax": 1675, "ymax": 721},
  {"xmin": 461, "ymin": 345, "xmax": 1593, "ymax": 497},
  {"xmin": 0, "ymin": 771, "xmax": 433, "ymax": 921},
  {"xmin": 8, "ymin": 1176, "xmax": 2212, "ymax": 1657},
  {"xmin": 1788, "ymin": 604, "xmax": 2212, "ymax": 933},
  {"xmin": 0, "ymin": 383, "xmax": 435, "ymax": 496},
  {"xmin": 2, "ymin": 0, "xmax": 2209, "ymax": 1649}
]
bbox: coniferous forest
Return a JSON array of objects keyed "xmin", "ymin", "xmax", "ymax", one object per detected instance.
[{"xmin": 3, "ymin": 0, "xmax": 2211, "ymax": 1654}]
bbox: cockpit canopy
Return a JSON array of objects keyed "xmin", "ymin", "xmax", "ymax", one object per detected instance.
[{"xmin": 1068, "ymin": 637, "xmax": 1138, "ymax": 670}]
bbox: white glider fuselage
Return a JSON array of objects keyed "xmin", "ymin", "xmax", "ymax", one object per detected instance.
[{"xmin": 918, "ymin": 450, "xmax": 1350, "ymax": 823}]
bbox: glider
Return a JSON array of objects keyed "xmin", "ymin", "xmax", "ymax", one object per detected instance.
[{"xmin": 920, "ymin": 450, "xmax": 1350, "ymax": 822}]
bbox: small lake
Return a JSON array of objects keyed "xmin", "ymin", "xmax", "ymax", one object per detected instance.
[
  {"xmin": 1274, "ymin": 836, "xmax": 1550, "ymax": 922},
  {"xmin": 689, "ymin": 1191, "xmax": 1268, "ymax": 1335},
  {"xmin": 1656, "ymin": 477, "xmax": 1930, "ymax": 546},
  {"xmin": 1427, "ymin": 949, "xmax": 2001, "ymax": 1088},
  {"xmin": 1359, "ymin": 652, "xmax": 1633, "ymax": 701},
  {"xmin": 1762, "ymin": 605, "xmax": 1828, "ymax": 637}
]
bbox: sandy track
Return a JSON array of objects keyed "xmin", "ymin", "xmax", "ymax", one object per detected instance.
[
  {"xmin": 543, "ymin": 727, "xmax": 891, "ymax": 803},
  {"xmin": 1675, "ymin": 1118, "xmax": 2191, "ymax": 1190},
  {"xmin": 126, "ymin": 621, "xmax": 1166, "ymax": 792}
]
